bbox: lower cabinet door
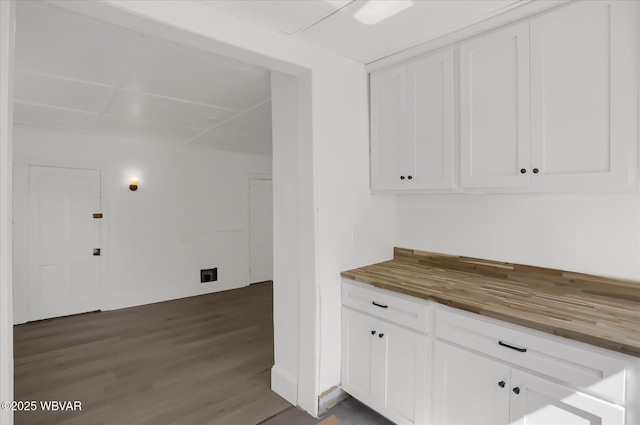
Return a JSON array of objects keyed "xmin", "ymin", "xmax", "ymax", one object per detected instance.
[
  {"xmin": 341, "ymin": 308, "xmax": 377, "ymax": 403},
  {"xmin": 433, "ymin": 341, "xmax": 510, "ymax": 425},
  {"xmin": 509, "ymin": 369, "xmax": 625, "ymax": 425},
  {"xmin": 380, "ymin": 320, "xmax": 428, "ymax": 425}
]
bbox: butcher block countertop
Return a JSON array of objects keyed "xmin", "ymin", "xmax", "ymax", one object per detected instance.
[{"xmin": 341, "ymin": 248, "xmax": 640, "ymax": 358}]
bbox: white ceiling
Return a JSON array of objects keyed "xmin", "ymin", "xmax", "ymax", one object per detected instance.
[
  {"xmin": 200, "ymin": 0, "xmax": 524, "ymax": 64},
  {"xmin": 13, "ymin": 1, "xmax": 528, "ymax": 155},
  {"xmin": 13, "ymin": 1, "xmax": 273, "ymax": 155}
]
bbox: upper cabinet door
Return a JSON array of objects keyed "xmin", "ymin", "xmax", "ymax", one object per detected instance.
[
  {"xmin": 370, "ymin": 65, "xmax": 408, "ymax": 191},
  {"xmin": 460, "ymin": 22, "xmax": 531, "ymax": 189},
  {"xmin": 530, "ymin": 1, "xmax": 638, "ymax": 190},
  {"xmin": 408, "ymin": 49, "xmax": 455, "ymax": 189}
]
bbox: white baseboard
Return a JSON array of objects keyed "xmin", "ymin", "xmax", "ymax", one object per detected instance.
[
  {"xmin": 271, "ymin": 365, "xmax": 298, "ymax": 406},
  {"xmin": 107, "ymin": 279, "xmax": 247, "ymax": 311}
]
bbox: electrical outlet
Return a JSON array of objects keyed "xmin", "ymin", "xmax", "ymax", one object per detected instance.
[{"xmin": 200, "ymin": 268, "xmax": 217, "ymax": 283}]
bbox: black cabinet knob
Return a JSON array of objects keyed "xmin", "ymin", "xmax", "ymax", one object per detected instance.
[
  {"xmin": 407, "ymin": 175, "xmax": 413, "ymax": 180},
  {"xmin": 371, "ymin": 330, "xmax": 376, "ymax": 335},
  {"xmin": 400, "ymin": 176, "xmax": 405, "ymax": 180},
  {"xmin": 498, "ymin": 381, "xmax": 506, "ymax": 388},
  {"xmin": 378, "ymin": 333, "xmax": 384, "ymax": 338},
  {"xmin": 520, "ymin": 168, "xmax": 526, "ymax": 174},
  {"xmin": 513, "ymin": 387, "xmax": 520, "ymax": 395},
  {"xmin": 533, "ymin": 168, "xmax": 539, "ymax": 174}
]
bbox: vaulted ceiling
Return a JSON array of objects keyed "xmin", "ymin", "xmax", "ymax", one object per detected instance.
[{"xmin": 13, "ymin": 0, "xmax": 526, "ymax": 156}]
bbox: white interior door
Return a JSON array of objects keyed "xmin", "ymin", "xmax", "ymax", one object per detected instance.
[
  {"xmin": 249, "ymin": 178, "xmax": 272, "ymax": 284},
  {"xmin": 28, "ymin": 166, "xmax": 101, "ymax": 321}
]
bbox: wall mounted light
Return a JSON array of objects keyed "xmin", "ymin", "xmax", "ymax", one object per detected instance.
[{"xmin": 129, "ymin": 177, "xmax": 139, "ymax": 191}]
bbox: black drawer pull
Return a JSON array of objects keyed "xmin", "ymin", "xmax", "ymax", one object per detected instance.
[
  {"xmin": 499, "ymin": 341, "xmax": 527, "ymax": 353},
  {"xmin": 372, "ymin": 301, "xmax": 388, "ymax": 309}
]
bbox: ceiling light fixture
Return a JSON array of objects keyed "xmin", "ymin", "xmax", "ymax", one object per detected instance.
[{"xmin": 354, "ymin": 0, "xmax": 414, "ymax": 25}]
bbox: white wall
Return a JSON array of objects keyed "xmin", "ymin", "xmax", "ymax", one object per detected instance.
[
  {"xmin": 12, "ymin": 124, "xmax": 272, "ymax": 323},
  {"xmin": 270, "ymin": 71, "xmax": 302, "ymax": 405},
  {"xmin": 396, "ymin": 192, "xmax": 640, "ymax": 280}
]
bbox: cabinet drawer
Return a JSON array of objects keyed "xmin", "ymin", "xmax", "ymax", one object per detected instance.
[
  {"xmin": 342, "ymin": 280, "xmax": 429, "ymax": 333},
  {"xmin": 436, "ymin": 306, "xmax": 630, "ymax": 404}
]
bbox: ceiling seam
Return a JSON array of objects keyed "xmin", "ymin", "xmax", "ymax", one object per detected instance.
[
  {"xmin": 116, "ymin": 87, "xmax": 243, "ymax": 113},
  {"xmin": 182, "ymin": 99, "xmax": 270, "ymax": 146},
  {"xmin": 94, "ymin": 33, "xmax": 146, "ymax": 123},
  {"xmin": 15, "ymin": 100, "xmax": 206, "ymax": 132},
  {"xmin": 14, "ymin": 100, "xmax": 102, "ymax": 117},
  {"xmin": 13, "ymin": 68, "xmax": 113, "ymax": 88},
  {"xmin": 14, "ymin": 67, "xmax": 244, "ymax": 113},
  {"xmin": 292, "ymin": 0, "xmax": 356, "ymax": 35}
]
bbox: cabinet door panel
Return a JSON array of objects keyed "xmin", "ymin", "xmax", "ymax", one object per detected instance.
[
  {"xmin": 380, "ymin": 321, "xmax": 427, "ymax": 425},
  {"xmin": 530, "ymin": 1, "xmax": 638, "ymax": 190},
  {"xmin": 408, "ymin": 49, "xmax": 455, "ymax": 189},
  {"xmin": 509, "ymin": 369, "xmax": 625, "ymax": 425},
  {"xmin": 433, "ymin": 342, "xmax": 510, "ymax": 425},
  {"xmin": 371, "ymin": 66, "xmax": 408, "ymax": 191},
  {"xmin": 341, "ymin": 308, "xmax": 376, "ymax": 402},
  {"xmin": 460, "ymin": 22, "xmax": 531, "ymax": 189}
]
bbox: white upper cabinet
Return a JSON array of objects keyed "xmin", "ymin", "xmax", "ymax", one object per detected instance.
[
  {"xmin": 371, "ymin": 48, "xmax": 455, "ymax": 192},
  {"xmin": 407, "ymin": 49, "xmax": 455, "ymax": 190},
  {"xmin": 460, "ymin": 22, "xmax": 531, "ymax": 189},
  {"xmin": 371, "ymin": 66, "xmax": 408, "ymax": 191},
  {"xmin": 529, "ymin": 0, "xmax": 638, "ymax": 190},
  {"xmin": 460, "ymin": 0, "xmax": 638, "ymax": 191}
]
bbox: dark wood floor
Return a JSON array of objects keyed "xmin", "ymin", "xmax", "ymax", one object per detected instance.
[{"xmin": 14, "ymin": 282, "xmax": 291, "ymax": 425}]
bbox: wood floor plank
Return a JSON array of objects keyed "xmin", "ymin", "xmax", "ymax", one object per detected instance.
[{"xmin": 14, "ymin": 282, "xmax": 290, "ymax": 425}]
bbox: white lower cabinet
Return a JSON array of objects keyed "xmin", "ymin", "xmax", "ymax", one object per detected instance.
[
  {"xmin": 342, "ymin": 307, "xmax": 376, "ymax": 401},
  {"xmin": 509, "ymin": 369, "xmax": 624, "ymax": 425},
  {"xmin": 342, "ymin": 307, "xmax": 428, "ymax": 425},
  {"xmin": 341, "ymin": 280, "xmax": 638, "ymax": 425},
  {"xmin": 433, "ymin": 342, "xmax": 510, "ymax": 425},
  {"xmin": 382, "ymin": 318, "xmax": 428, "ymax": 424},
  {"xmin": 433, "ymin": 342, "xmax": 624, "ymax": 425},
  {"xmin": 341, "ymin": 282, "xmax": 428, "ymax": 425}
]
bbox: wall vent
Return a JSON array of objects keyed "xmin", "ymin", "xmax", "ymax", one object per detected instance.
[{"xmin": 200, "ymin": 268, "xmax": 217, "ymax": 283}]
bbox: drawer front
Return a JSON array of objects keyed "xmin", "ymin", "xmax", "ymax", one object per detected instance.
[
  {"xmin": 436, "ymin": 306, "xmax": 629, "ymax": 404},
  {"xmin": 342, "ymin": 279, "xmax": 429, "ymax": 333}
]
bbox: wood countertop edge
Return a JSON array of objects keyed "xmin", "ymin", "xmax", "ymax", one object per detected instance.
[{"xmin": 341, "ymin": 270, "xmax": 640, "ymax": 358}]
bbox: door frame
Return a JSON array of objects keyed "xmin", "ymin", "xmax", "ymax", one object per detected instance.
[
  {"xmin": 13, "ymin": 163, "xmax": 109, "ymax": 325},
  {"xmin": 0, "ymin": 1, "xmax": 15, "ymax": 423},
  {"xmin": 247, "ymin": 174, "xmax": 272, "ymax": 285}
]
